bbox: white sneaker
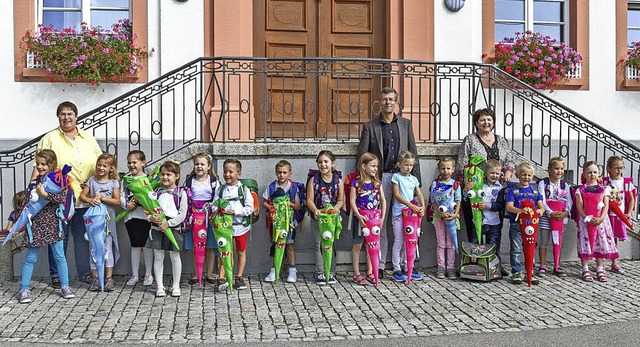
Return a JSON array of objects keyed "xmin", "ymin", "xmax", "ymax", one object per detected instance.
[
  {"xmin": 264, "ymin": 268, "xmax": 276, "ymax": 282},
  {"xmin": 143, "ymin": 274, "xmax": 154, "ymax": 286},
  {"xmin": 155, "ymin": 287, "xmax": 166, "ymax": 297},
  {"xmin": 126, "ymin": 276, "xmax": 139, "ymax": 286},
  {"xmin": 171, "ymin": 286, "xmax": 181, "ymax": 297},
  {"xmin": 286, "ymin": 267, "xmax": 297, "ymax": 283}
]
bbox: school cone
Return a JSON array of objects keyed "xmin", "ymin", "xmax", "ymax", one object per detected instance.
[
  {"xmin": 83, "ymin": 204, "xmax": 108, "ymax": 292},
  {"xmin": 517, "ymin": 199, "xmax": 539, "ymax": 287},
  {"xmin": 272, "ymin": 195, "xmax": 292, "ymax": 284},
  {"xmin": 402, "ymin": 208, "xmax": 421, "ymax": 284},
  {"xmin": 212, "ymin": 199, "xmax": 234, "ymax": 293},
  {"xmin": 319, "ymin": 204, "xmax": 342, "ymax": 284},
  {"xmin": 191, "ymin": 208, "xmax": 208, "ymax": 286},
  {"xmin": 546, "ymin": 199, "xmax": 567, "ymax": 273},
  {"xmin": 359, "ymin": 209, "xmax": 382, "ymax": 288},
  {"xmin": 609, "ymin": 200, "xmax": 633, "ymax": 229},
  {"xmin": 463, "ymin": 155, "xmax": 486, "ymax": 244}
]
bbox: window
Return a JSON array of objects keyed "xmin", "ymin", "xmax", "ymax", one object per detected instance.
[
  {"xmin": 495, "ymin": 0, "xmax": 567, "ymax": 43},
  {"xmin": 39, "ymin": 0, "xmax": 131, "ymax": 30},
  {"xmin": 628, "ymin": 1, "xmax": 640, "ymax": 45},
  {"xmin": 617, "ymin": 0, "xmax": 640, "ymax": 89}
]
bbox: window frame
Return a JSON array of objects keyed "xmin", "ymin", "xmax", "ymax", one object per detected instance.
[
  {"xmin": 38, "ymin": 0, "xmax": 131, "ymax": 31},
  {"xmin": 13, "ymin": 0, "xmax": 148, "ymax": 83},
  {"xmin": 494, "ymin": 0, "xmax": 568, "ymax": 44},
  {"xmin": 483, "ymin": 0, "xmax": 589, "ymax": 90}
]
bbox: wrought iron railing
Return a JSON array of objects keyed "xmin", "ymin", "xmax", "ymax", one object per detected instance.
[{"xmin": 1, "ymin": 57, "xmax": 640, "ymax": 223}]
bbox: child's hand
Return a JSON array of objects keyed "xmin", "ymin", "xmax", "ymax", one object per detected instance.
[
  {"xmin": 417, "ymin": 206, "xmax": 424, "ymax": 216},
  {"xmin": 330, "ymin": 207, "xmax": 340, "ymax": 215},
  {"xmin": 149, "ymin": 215, "xmax": 162, "ymax": 224},
  {"xmin": 35, "ymin": 184, "xmax": 47, "ymax": 198},
  {"xmin": 478, "ymin": 201, "xmax": 487, "ymax": 210},
  {"xmin": 357, "ymin": 215, "xmax": 367, "ymax": 228},
  {"xmin": 158, "ymin": 221, "xmax": 169, "ymax": 231},
  {"xmin": 464, "ymin": 180, "xmax": 474, "ymax": 191},
  {"xmin": 443, "ymin": 213, "xmax": 453, "ymax": 221},
  {"xmin": 409, "ymin": 204, "xmax": 420, "ymax": 215},
  {"xmin": 313, "ymin": 209, "xmax": 320, "ymax": 220},
  {"xmin": 536, "ymin": 208, "xmax": 546, "ymax": 217},
  {"xmin": 127, "ymin": 201, "xmax": 137, "ymax": 211},
  {"xmin": 224, "ymin": 209, "xmax": 235, "ymax": 215}
]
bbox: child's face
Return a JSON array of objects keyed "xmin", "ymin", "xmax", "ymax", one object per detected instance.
[
  {"xmin": 193, "ymin": 157, "xmax": 211, "ymax": 178},
  {"xmin": 95, "ymin": 159, "xmax": 112, "ymax": 179},
  {"xmin": 35, "ymin": 157, "xmax": 52, "ymax": 176},
  {"xmin": 583, "ymin": 164, "xmax": 599, "ymax": 184},
  {"xmin": 363, "ymin": 159, "xmax": 379, "ymax": 179},
  {"xmin": 607, "ymin": 160, "xmax": 624, "ymax": 180},
  {"xmin": 160, "ymin": 167, "xmax": 179, "ymax": 188},
  {"xmin": 517, "ymin": 168, "xmax": 534, "ymax": 186},
  {"xmin": 316, "ymin": 155, "xmax": 334, "ymax": 174},
  {"xmin": 276, "ymin": 165, "xmax": 292, "ymax": 184},
  {"xmin": 398, "ymin": 158, "xmax": 415, "ymax": 175},
  {"xmin": 223, "ymin": 163, "xmax": 241, "ymax": 185},
  {"xmin": 127, "ymin": 155, "xmax": 145, "ymax": 176},
  {"xmin": 548, "ymin": 161, "xmax": 565, "ymax": 182},
  {"xmin": 438, "ymin": 161, "xmax": 454, "ymax": 180},
  {"xmin": 486, "ymin": 166, "xmax": 501, "ymax": 184}
]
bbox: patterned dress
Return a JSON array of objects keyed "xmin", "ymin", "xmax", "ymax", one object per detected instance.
[
  {"xmin": 575, "ymin": 185, "xmax": 619, "ymax": 260},
  {"xmin": 21, "ymin": 178, "xmax": 67, "ymax": 248}
]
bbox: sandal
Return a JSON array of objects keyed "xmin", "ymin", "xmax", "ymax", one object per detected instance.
[
  {"xmin": 353, "ymin": 274, "xmax": 368, "ymax": 285},
  {"xmin": 596, "ymin": 270, "xmax": 608, "ymax": 282},
  {"xmin": 581, "ymin": 270, "xmax": 593, "ymax": 282},
  {"xmin": 366, "ymin": 273, "xmax": 376, "ymax": 284},
  {"xmin": 553, "ymin": 267, "xmax": 567, "ymax": 277},
  {"xmin": 206, "ymin": 277, "xmax": 217, "ymax": 284},
  {"xmin": 610, "ymin": 264, "xmax": 625, "ymax": 274},
  {"xmin": 188, "ymin": 278, "xmax": 198, "ymax": 285}
]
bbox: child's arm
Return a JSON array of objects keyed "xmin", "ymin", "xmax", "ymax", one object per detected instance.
[
  {"xmin": 236, "ymin": 186, "xmax": 255, "ymax": 217},
  {"xmin": 414, "ymin": 186, "xmax": 426, "ymax": 216},
  {"xmin": 78, "ymin": 185, "xmax": 96, "ymax": 205},
  {"xmin": 291, "ymin": 190, "xmax": 301, "ymax": 211},
  {"xmin": 99, "ymin": 187, "xmax": 121, "ymax": 207},
  {"xmin": 626, "ymin": 183, "xmax": 635, "ymax": 218},
  {"xmin": 379, "ymin": 184, "xmax": 387, "ymax": 225},
  {"xmin": 161, "ymin": 190, "xmax": 189, "ymax": 231},
  {"xmin": 536, "ymin": 199, "xmax": 546, "ymax": 217},
  {"xmin": 392, "ymin": 182, "xmax": 419, "ymax": 214},
  {"xmin": 350, "ymin": 185, "xmax": 365, "ymax": 227},
  {"xmin": 506, "ymin": 201, "xmax": 521, "ymax": 214},
  {"xmin": 592, "ymin": 195, "xmax": 610, "ymax": 226},
  {"xmin": 306, "ymin": 176, "xmax": 319, "ymax": 219},
  {"xmin": 332, "ymin": 178, "xmax": 344, "ymax": 213}
]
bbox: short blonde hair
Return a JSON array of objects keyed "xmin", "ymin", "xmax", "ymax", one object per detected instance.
[
  {"xmin": 547, "ymin": 157, "xmax": 564, "ymax": 170},
  {"xmin": 484, "ymin": 159, "xmax": 502, "ymax": 172},
  {"xmin": 516, "ymin": 162, "xmax": 534, "ymax": 176},
  {"xmin": 438, "ymin": 157, "xmax": 456, "ymax": 169}
]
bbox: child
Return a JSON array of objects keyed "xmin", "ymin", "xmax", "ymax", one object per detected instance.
[
  {"xmin": 430, "ymin": 157, "xmax": 460, "ymax": 280},
  {"xmin": 120, "ymin": 150, "xmax": 154, "ymax": 287},
  {"xmin": 18, "ymin": 149, "xmax": 75, "ymax": 303},
  {"xmin": 603, "ymin": 155, "xmax": 636, "ymax": 274},
  {"xmin": 391, "ymin": 150, "xmax": 425, "ymax": 282},
  {"xmin": 146, "ymin": 161, "xmax": 187, "ymax": 297},
  {"xmin": 212, "ymin": 158, "xmax": 254, "ymax": 291},
  {"xmin": 183, "ymin": 152, "xmax": 219, "ymax": 285},
  {"xmin": 262, "ymin": 160, "xmax": 302, "ymax": 283},
  {"xmin": 306, "ymin": 150, "xmax": 344, "ymax": 285},
  {"xmin": 4, "ymin": 191, "xmax": 27, "ymax": 254},
  {"xmin": 505, "ymin": 162, "xmax": 545, "ymax": 285},
  {"xmin": 537, "ymin": 157, "xmax": 573, "ymax": 277},
  {"xmin": 575, "ymin": 161, "xmax": 619, "ymax": 282},
  {"xmin": 350, "ymin": 152, "xmax": 386, "ymax": 285},
  {"xmin": 80, "ymin": 153, "xmax": 121, "ymax": 292}
]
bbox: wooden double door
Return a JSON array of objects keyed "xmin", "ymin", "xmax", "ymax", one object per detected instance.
[{"xmin": 254, "ymin": 0, "xmax": 386, "ymax": 139}]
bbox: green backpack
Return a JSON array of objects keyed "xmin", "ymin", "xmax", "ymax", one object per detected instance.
[{"xmin": 218, "ymin": 179, "xmax": 260, "ymax": 226}]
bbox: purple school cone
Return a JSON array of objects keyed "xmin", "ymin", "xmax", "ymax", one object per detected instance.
[
  {"xmin": 402, "ymin": 208, "xmax": 421, "ymax": 284},
  {"xmin": 84, "ymin": 204, "xmax": 108, "ymax": 292},
  {"xmin": 359, "ymin": 209, "xmax": 381, "ymax": 288},
  {"xmin": 4, "ymin": 165, "xmax": 73, "ymax": 246}
]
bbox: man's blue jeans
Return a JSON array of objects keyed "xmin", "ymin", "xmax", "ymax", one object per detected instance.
[{"xmin": 50, "ymin": 207, "xmax": 90, "ymax": 279}]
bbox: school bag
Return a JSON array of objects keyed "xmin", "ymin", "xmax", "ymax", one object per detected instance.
[
  {"xmin": 537, "ymin": 177, "xmax": 572, "ymax": 220},
  {"xmin": 459, "ymin": 241, "xmax": 502, "ymax": 282},
  {"xmin": 267, "ymin": 179, "xmax": 306, "ymax": 224},
  {"xmin": 307, "ymin": 169, "xmax": 342, "ymax": 214},
  {"xmin": 164, "ymin": 186, "xmax": 192, "ymax": 233},
  {"xmin": 183, "ymin": 173, "xmax": 218, "ymax": 229},
  {"xmin": 496, "ymin": 182, "xmax": 538, "ymax": 220},
  {"xmin": 426, "ymin": 178, "xmax": 459, "ymax": 223},
  {"xmin": 343, "ymin": 172, "xmax": 360, "ymax": 214},
  {"xmin": 217, "ymin": 179, "xmax": 260, "ymax": 226}
]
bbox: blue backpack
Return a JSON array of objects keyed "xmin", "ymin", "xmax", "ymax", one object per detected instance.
[{"xmin": 268, "ymin": 180, "xmax": 306, "ymax": 223}]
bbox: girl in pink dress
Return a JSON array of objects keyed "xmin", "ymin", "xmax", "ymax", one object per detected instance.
[{"xmin": 574, "ymin": 161, "xmax": 618, "ymax": 283}]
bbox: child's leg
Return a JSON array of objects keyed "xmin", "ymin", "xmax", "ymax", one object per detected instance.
[
  {"xmin": 153, "ymin": 249, "xmax": 166, "ymax": 289},
  {"xmin": 130, "ymin": 247, "xmax": 141, "ymax": 278},
  {"xmin": 236, "ymin": 250, "xmax": 246, "ymax": 277},
  {"xmin": 537, "ymin": 228, "xmax": 550, "ymax": 268},
  {"xmin": 312, "ymin": 220, "xmax": 323, "ymax": 274},
  {"xmin": 508, "ymin": 222, "xmax": 523, "ymax": 273},
  {"xmin": 612, "ymin": 239, "xmax": 619, "ymax": 267},
  {"xmin": 352, "ymin": 242, "xmax": 362, "ymax": 276},
  {"xmin": 190, "ymin": 252, "xmax": 198, "ymax": 280},
  {"xmin": 206, "ymin": 249, "xmax": 216, "ymax": 279},
  {"xmin": 391, "ymin": 215, "xmax": 404, "ymax": 272},
  {"xmin": 143, "ymin": 247, "xmax": 154, "ymax": 277},
  {"xmin": 169, "ymin": 250, "xmax": 182, "ymax": 288},
  {"xmin": 235, "ymin": 233, "xmax": 248, "ymax": 277},
  {"xmin": 50, "ymin": 240, "xmax": 70, "ymax": 287},
  {"xmin": 286, "ymin": 244, "xmax": 296, "ymax": 266},
  {"xmin": 105, "ymin": 234, "xmax": 114, "ymax": 279},
  {"xmin": 444, "ymin": 228, "xmax": 456, "ymax": 270},
  {"xmin": 20, "ymin": 247, "xmax": 41, "ymax": 290},
  {"xmin": 433, "ymin": 218, "xmax": 446, "ymax": 270}
]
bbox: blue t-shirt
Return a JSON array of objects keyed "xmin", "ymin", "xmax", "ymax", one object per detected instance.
[
  {"xmin": 392, "ymin": 173, "xmax": 420, "ymax": 216},
  {"xmin": 506, "ymin": 185, "xmax": 543, "ymax": 223}
]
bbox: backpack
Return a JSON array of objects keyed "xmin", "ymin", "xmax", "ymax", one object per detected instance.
[
  {"xmin": 165, "ymin": 186, "xmax": 192, "ymax": 233},
  {"xmin": 183, "ymin": 174, "xmax": 217, "ymax": 229},
  {"xmin": 217, "ymin": 179, "xmax": 260, "ymax": 226},
  {"xmin": 307, "ymin": 169, "xmax": 342, "ymax": 212},
  {"xmin": 537, "ymin": 177, "xmax": 572, "ymax": 220},
  {"xmin": 426, "ymin": 179, "xmax": 459, "ymax": 223},
  {"xmin": 459, "ymin": 241, "xmax": 502, "ymax": 282},
  {"xmin": 602, "ymin": 177, "xmax": 637, "ymax": 214},
  {"xmin": 343, "ymin": 172, "xmax": 360, "ymax": 214},
  {"xmin": 268, "ymin": 180, "xmax": 306, "ymax": 223},
  {"xmin": 496, "ymin": 182, "xmax": 538, "ymax": 220}
]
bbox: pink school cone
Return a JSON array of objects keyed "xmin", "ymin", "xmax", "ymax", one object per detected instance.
[
  {"xmin": 546, "ymin": 199, "xmax": 566, "ymax": 272},
  {"xmin": 360, "ymin": 209, "xmax": 382, "ymax": 288},
  {"xmin": 191, "ymin": 208, "xmax": 208, "ymax": 286},
  {"xmin": 402, "ymin": 208, "xmax": 421, "ymax": 285}
]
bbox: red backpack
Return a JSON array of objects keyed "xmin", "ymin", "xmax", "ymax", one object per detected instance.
[{"xmin": 342, "ymin": 172, "xmax": 360, "ymax": 214}]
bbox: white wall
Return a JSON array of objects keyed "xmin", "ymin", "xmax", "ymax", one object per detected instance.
[
  {"xmin": 0, "ymin": 1, "xmax": 204, "ymax": 142},
  {"xmin": 434, "ymin": 0, "xmax": 483, "ymax": 62}
]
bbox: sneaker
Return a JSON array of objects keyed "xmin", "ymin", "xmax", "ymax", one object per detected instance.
[
  {"xmin": 235, "ymin": 276, "xmax": 248, "ymax": 290},
  {"xmin": 171, "ymin": 286, "xmax": 181, "ymax": 297},
  {"xmin": 104, "ymin": 278, "xmax": 114, "ymax": 292},
  {"xmin": 447, "ymin": 270, "xmax": 457, "ymax": 280},
  {"xmin": 264, "ymin": 268, "xmax": 276, "ymax": 283},
  {"xmin": 89, "ymin": 277, "xmax": 101, "ymax": 292},
  {"xmin": 217, "ymin": 279, "xmax": 230, "ymax": 293},
  {"xmin": 51, "ymin": 277, "xmax": 61, "ymax": 289},
  {"xmin": 61, "ymin": 286, "xmax": 75, "ymax": 299},
  {"xmin": 500, "ymin": 268, "xmax": 510, "ymax": 277},
  {"xmin": 392, "ymin": 271, "xmax": 407, "ymax": 282},
  {"xmin": 316, "ymin": 273, "xmax": 327, "ymax": 285},
  {"xmin": 530, "ymin": 275, "xmax": 540, "ymax": 285},
  {"xmin": 510, "ymin": 272, "xmax": 523, "ymax": 284},
  {"xmin": 537, "ymin": 266, "xmax": 547, "ymax": 277},
  {"xmin": 611, "ymin": 264, "xmax": 625, "ymax": 274},
  {"xmin": 286, "ymin": 267, "xmax": 298, "ymax": 283},
  {"xmin": 18, "ymin": 289, "xmax": 31, "ymax": 303},
  {"xmin": 403, "ymin": 270, "xmax": 424, "ymax": 281},
  {"xmin": 126, "ymin": 276, "xmax": 139, "ymax": 286},
  {"xmin": 143, "ymin": 274, "xmax": 154, "ymax": 286},
  {"xmin": 155, "ymin": 286, "xmax": 166, "ymax": 297},
  {"xmin": 435, "ymin": 268, "xmax": 446, "ymax": 279},
  {"xmin": 327, "ymin": 274, "xmax": 337, "ymax": 285}
]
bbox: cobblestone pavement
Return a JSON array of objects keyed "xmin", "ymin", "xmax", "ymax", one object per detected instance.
[{"xmin": 0, "ymin": 261, "xmax": 639, "ymax": 344}]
